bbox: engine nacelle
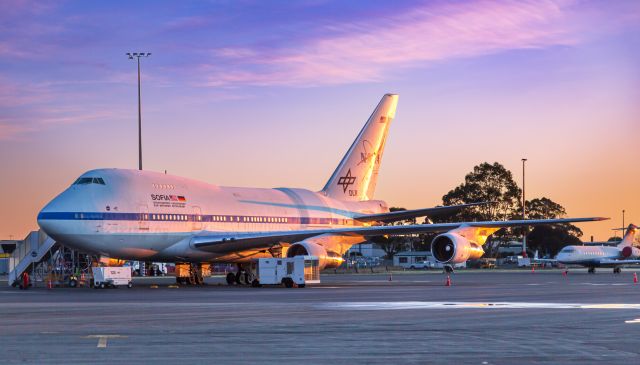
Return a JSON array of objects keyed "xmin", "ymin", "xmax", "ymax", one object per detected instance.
[
  {"xmin": 286, "ymin": 241, "xmax": 344, "ymax": 270},
  {"xmin": 431, "ymin": 233, "xmax": 484, "ymax": 264},
  {"xmin": 621, "ymin": 246, "xmax": 640, "ymax": 259}
]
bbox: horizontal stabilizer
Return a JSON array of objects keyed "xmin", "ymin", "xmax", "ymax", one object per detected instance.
[{"xmin": 354, "ymin": 202, "xmax": 489, "ymax": 223}]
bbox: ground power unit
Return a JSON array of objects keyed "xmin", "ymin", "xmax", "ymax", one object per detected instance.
[
  {"xmin": 255, "ymin": 256, "xmax": 320, "ymax": 288},
  {"xmin": 91, "ymin": 267, "xmax": 133, "ymax": 289}
]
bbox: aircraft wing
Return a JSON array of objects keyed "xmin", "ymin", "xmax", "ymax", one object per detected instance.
[
  {"xmin": 353, "ymin": 202, "xmax": 488, "ymax": 223},
  {"xmin": 192, "ymin": 217, "xmax": 607, "ymax": 254}
]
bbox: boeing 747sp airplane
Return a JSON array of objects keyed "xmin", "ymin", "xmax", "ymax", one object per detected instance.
[
  {"xmin": 536, "ymin": 224, "xmax": 639, "ymax": 274},
  {"xmin": 37, "ymin": 94, "xmax": 606, "ymax": 283}
]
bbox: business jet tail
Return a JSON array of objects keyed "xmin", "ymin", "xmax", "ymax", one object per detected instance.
[
  {"xmin": 617, "ymin": 224, "xmax": 639, "ymax": 248},
  {"xmin": 321, "ymin": 94, "xmax": 398, "ymax": 201}
]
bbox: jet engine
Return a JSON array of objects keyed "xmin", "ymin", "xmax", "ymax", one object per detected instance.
[
  {"xmin": 621, "ymin": 246, "xmax": 640, "ymax": 259},
  {"xmin": 286, "ymin": 241, "xmax": 344, "ymax": 270},
  {"xmin": 431, "ymin": 233, "xmax": 484, "ymax": 264}
]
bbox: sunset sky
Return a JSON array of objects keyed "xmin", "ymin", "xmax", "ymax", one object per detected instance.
[{"xmin": 1, "ymin": 0, "xmax": 638, "ymax": 241}]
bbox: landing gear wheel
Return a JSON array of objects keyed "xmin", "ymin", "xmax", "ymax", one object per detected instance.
[
  {"xmin": 236, "ymin": 271, "xmax": 247, "ymax": 285},
  {"xmin": 283, "ymin": 278, "xmax": 294, "ymax": 288},
  {"xmin": 588, "ymin": 267, "xmax": 595, "ymax": 274},
  {"xmin": 226, "ymin": 273, "xmax": 237, "ymax": 285},
  {"xmin": 614, "ymin": 267, "xmax": 621, "ymax": 274}
]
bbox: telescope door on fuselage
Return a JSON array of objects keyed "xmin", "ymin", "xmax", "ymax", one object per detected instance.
[{"xmin": 192, "ymin": 206, "xmax": 202, "ymax": 231}]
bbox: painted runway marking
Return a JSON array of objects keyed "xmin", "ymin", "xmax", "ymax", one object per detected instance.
[
  {"xmin": 624, "ymin": 318, "xmax": 640, "ymax": 324},
  {"xmin": 581, "ymin": 283, "xmax": 630, "ymax": 286},
  {"xmin": 85, "ymin": 335, "xmax": 127, "ymax": 348},
  {"xmin": 319, "ymin": 301, "xmax": 640, "ymax": 311}
]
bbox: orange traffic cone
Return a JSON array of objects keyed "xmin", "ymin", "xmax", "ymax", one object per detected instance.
[
  {"xmin": 633, "ymin": 272, "xmax": 638, "ymax": 284},
  {"xmin": 47, "ymin": 279, "xmax": 52, "ymax": 289},
  {"xmin": 531, "ymin": 265, "xmax": 535, "ymax": 274},
  {"xmin": 562, "ymin": 270, "xmax": 568, "ymax": 277},
  {"xmin": 445, "ymin": 275, "xmax": 451, "ymax": 287}
]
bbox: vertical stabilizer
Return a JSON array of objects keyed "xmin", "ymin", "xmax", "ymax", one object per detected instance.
[
  {"xmin": 321, "ymin": 94, "xmax": 398, "ymax": 201},
  {"xmin": 617, "ymin": 224, "xmax": 639, "ymax": 247}
]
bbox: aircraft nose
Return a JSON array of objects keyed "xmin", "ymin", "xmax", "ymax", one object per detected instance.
[{"xmin": 37, "ymin": 195, "xmax": 68, "ymax": 237}]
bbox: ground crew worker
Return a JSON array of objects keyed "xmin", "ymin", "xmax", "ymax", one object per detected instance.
[{"xmin": 21, "ymin": 271, "xmax": 30, "ymax": 290}]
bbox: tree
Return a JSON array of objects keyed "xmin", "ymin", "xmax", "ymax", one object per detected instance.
[
  {"xmin": 437, "ymin": 162, "xmax": 522, "ymax": 222},
  {"xmin": 433, "ymin": 162, "xmax": 522, "ymax": 255},
  {"xmin": 524, "ymin": 197, "xmax": 583, "ymax": 256}
]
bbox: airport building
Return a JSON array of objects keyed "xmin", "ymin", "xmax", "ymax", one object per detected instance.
[
  {"xmin": 393, "ymin": 251, "xmax": 432, "ymax": 267},
  {"xmin": 0, "ymin": 240, "xmax": 18, "ymax": 275},
  {"xmin": 346, "ymin": 242, "xmax": 386, "ymax": 258}
]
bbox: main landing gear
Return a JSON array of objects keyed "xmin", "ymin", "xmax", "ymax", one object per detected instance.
[
  {"xmin": 175, "ymin": 263, "xmax": 206, "ymax": 285},
  {"xmin": 226, "ymin": 264, "xmax": 256, "ymax": 286},
  {"xmin": 587, "ymin": 267, "xmax": 596, "ymax": 274},
  {"xmin": 613, "ymin": 267, "xmax": 621, "ymax": 274}
]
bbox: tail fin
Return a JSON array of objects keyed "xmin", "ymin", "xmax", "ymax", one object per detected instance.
[
  {"xmin": 617, "ymin": 224, "xmax": 639, "ymax": 247},
  {"xmin": 321, "ymin": 94, "xmax": 398, "ymax": 201}
]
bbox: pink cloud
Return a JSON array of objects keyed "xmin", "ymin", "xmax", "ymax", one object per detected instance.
[
  {"xmin": 0, "ymin": 121, "xmax": 35, "ymax": 140},
  {"xmin": 200, "ymin": 0, "xmax": 637, "ymax": 87}
]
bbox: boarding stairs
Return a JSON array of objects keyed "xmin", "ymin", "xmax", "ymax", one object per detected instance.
[{"xmin": 8, "ymin": 230, "xmax": 58, "ymax": 286}]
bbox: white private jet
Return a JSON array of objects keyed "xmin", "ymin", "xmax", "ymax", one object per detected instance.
[
  {"xmin": 37, "ymin": 94, "xmax": 606, "ymax": 284},
  {"xmin": 536, "ymin": 224, "xmax": 639, "ymax": 274}
]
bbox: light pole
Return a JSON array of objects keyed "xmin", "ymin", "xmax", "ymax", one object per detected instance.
[
  {"xmin": 522, "ymin": 158, "xmax": 527, "ymax": 258},
  {"xmin": 126, "ymin": 52, "xmax": 151, "ymax": 171},
  {"xmin": 623, "ymin": 209, "xmax": 626, "ymax": 237}
]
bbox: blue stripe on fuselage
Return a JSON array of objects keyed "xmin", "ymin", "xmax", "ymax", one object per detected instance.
[{"xmin": 37, "ymin": 212, "xmax": 356, "ymax": 225}]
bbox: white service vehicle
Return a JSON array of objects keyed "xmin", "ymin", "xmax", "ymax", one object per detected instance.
[
  {"xmin": 408, "ymin": 260, "xmax": 435, "ymax": 270},
  {"xmin": 91, "ymin": 266, "xmax": 133, "ymax": 289},
  {"xmin": 255, "ymin": 256, "xmax": 320, "ymax": 288}
]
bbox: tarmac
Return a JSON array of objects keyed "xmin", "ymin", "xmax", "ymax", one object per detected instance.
[{"xmin": 2, "ymin": 269, "xmax": 640, "ymax": 364}]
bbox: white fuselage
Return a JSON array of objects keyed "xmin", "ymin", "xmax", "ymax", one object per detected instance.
[
  {"xmin": 37, "ymin": 169, "xmax": 388, "ymax": 262},
  {"xmin": 555, "ymin": 245, "xmax": 636, "ymax": 267}
]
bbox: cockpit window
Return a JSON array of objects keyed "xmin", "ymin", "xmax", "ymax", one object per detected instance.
[
  {"xmin": 73, "ymin": 177, "xmax": 105, "ymax": 185},
  {"xmin": 560, "ymin": 247, "xmax": 575, "ymax": 253}
]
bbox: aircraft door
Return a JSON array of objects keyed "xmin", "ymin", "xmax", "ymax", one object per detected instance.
[
  {"xmin": 192, "ymin": 206, "xmax": 202, "ymax": 231},
  {"xmin": 139, "ymin": 205, "xmax": 149, "ymax": 231}
]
